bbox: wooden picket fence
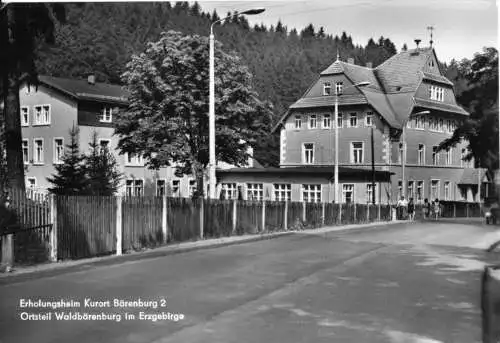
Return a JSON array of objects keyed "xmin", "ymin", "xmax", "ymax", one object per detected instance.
[{"xmin": 0, "ymin": 191, "xmax": 485, "ymax": 266}]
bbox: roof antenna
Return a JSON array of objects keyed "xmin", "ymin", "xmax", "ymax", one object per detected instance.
[{"xmin": 427, "ymin": 25, "xmax": 434, "ymax": 48}]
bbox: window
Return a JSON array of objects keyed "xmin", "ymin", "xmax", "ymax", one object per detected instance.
[
  {"xmin": 351, "ymin": 142, "xmax": 363, "ymax": 164},
  {"xmin": 21, "ymin": 106, "xmax": 29, "ymax": 126},
  {"xmin": 98, "ymin": 139, "xmax": 110, "ymax": 153},
  {"xmin": 34, "ymin": 105, "xmax": 50, "ymax": 125},
  {"xmin": 27, "ymin": 177, "xmax": 36, "ymax": 189},
  {"xmin": 221, "ymin": 183, "xmax": 238, "ymax": 200},
  {"xmin": 125, "ymin": 153, "xmax": 144, "ymax": 166},
  {"xmin": 438, "ymin": 118, "xmax": 444, "ymax": 132},
  {"xmin": 398, "ymin": 180, "xmax": 403, "ymax": 198},
  {"xmin": 407, "ymin": 181, "xmax": 415, "ymax": 199},
  {"xmin": 446, "ymin": 119, "xmax": 453, "ymax": 133},
  {"xmin": 189, "ymin": 180, "xmax": 196, "ymax": 197},
  {"xmin": 416, "ymin": 116, "xmax": 425, "ymax": 130},
  {"xmin": 100, "ymin": 107, "xmax": 113, "ymax": 123},
  {"xmin": 444, "ymin": 181, "xmax": 451, "ymax": 200},
  {"xmin": 349, "ymin": 113, "xmax": 358, "ymax": 127},
  {"xmin": 53, "ymin": 138, "xmax": 64, "ymax": 164},
  {"xmin": 432, "ymin": 146, "xmax": 439, "ymax": 165},
  {"xmin": 365, "ymin": 112, "xmax": 373, "ymax": 127},
  {"xmin": 171, "ymin": 180, "xmax": 180, "ymax": 196},
  {"xmin": 446, "ymin": 148, "xmax": 452, "ymax": 165},
  {"xmin": 303, "ymin": 143, "xmax": 314, "ymax": 164},
  {"xmin": 323, "ymin": 82, "xmax": 332, "ymax": 96},
  {"xmin": 429, "ymin": 118, "xmax": 437, "ymax": 131},
  {"xmin": 416, "ymin": 181, "xmax": 424, "ymax": 201},
  {"xmin": 322, "ymin": 114, "xmax": 331, "ymax": 129},
  {"xmin": 398, "ymin": 142, "xmax": 404, "ymax": 164},
  {"xmin": 247, "ymin": 183, "xmax": 263, "ymax": 201},
  {"xmin": 126, "ymin": 179, "xmax": 143, "ymax": 196},
  {"xmin": 22, "ymin": 139, "xmax": 29, "ymax": 164},
  {"xmin": 335, "ymin": 82, "xmax": 343, "ymax": 95},
  {"xmin": 430, "ymin": 180, "xmax": 440, "ymax": 200},
  {"xmin": 302, "ymin": 184, "xmax": 321, "ymax": 203},
  {"xmin": 342, "ymin": 184, "xmax": 354, "ymax": 203},
  {"xmin": 337, "ymin": 113, "xmax": 343, "ymax": 128},
  {"xmin": 309, "ymin": 114, "xmax": 317, "ymax": 129},
  {"xmin": 274, "ymin": 184, "xmax": 291, "ymax": 202},
  {"xmin": 366, "ymin": 184, "xmax": 376, "ymax": 203},
  {"xmin": 430, "ymin": 85, "xmax": 444, "ymax": 102},
  {"xmin": 156, "ymin": 180, "xmax": 166, "ymax": 196},
  {"xmin": 294, "ymin": 115, "xmax": 302, "ymax": 129},
  {"xmin": 418, "ymin": 144, "xmax": 425, "ymax": 165},
  {"xmin": 33, "ymin": 138, "xmax": 44, "ymax": 164}
]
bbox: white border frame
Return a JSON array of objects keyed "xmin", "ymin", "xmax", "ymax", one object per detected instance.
[
  {"xmin": 33, "ymin": 137, "xmax": 44, "ymax": 165},
  {"xmin": 53, "ymin": 137, "xmax": 65, "ymax": 164}
]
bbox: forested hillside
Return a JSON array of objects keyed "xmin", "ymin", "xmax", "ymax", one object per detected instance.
[{"xmin": 35, "ymin": 2, "xmax": 400, "ymax": 166}]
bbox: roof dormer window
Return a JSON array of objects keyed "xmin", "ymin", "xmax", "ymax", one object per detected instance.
[
  {"xmin": 335, "ymin": 82, "xmax": 343, "ymax": 95},
  {"xmin": 100, "ymin": 107, "xmax": 113, "ymax": 123},
  {"xmin": 323, "ymin": 82, "xmax": 331, "ymax": 96},
  {"xmin": 429, "ymin": 85, "xmax": 444, "ymax": 102}
]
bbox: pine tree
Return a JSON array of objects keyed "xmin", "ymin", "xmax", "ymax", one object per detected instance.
[
  {"xmin": 47, "ymin": 125, "xmax": 88, "ymax": 195},
  {"xmin": 84, "ymin": 131, "xmax": 122, "ymax": 196}
]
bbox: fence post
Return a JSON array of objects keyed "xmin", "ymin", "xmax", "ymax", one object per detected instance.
[
  {"xmin": 283, "ymin": 201, "xmax": 288, "ymax": 231},
  {"xmin": 466, "ymin": 203, "xmax": 469, "ymax": 218},
  {"xmin": 232, "ymin": 200, "xmax": 237, "ymax": 234},
  {"xmin": 200, "ymin": 199, "xmax": 204, "ymax": 239},
  {"xmin": 116, "ymin": 196, "xmax": 122, "ymax": 256},
  {"xmin": 50, "ymin": 194, "xmax": 58, "ymax": 262},
  {"xmin": 453, "ymin": 203, "xmax": 456, "ymax": 218},
  {"xmin": 339, "ymin": 203, "xmax": 342, "ymax": 224},
  {"xmin": 302, "ymin": 201, "xmax": 306, "ymax": 222},
  {"xmin": 321, "ymin": 202, "xmax": 325, "ymax": 226},
  {"xmin": 366, "ymin": 204, "xmax": 370, "ymax": 223},
  {"xmin": 261, "ymin": 200, "xmax": 266, "ymax": 232},
  {"xmin": 1, "ymin": 234, "xmax": 13, "ymax": 272},
  {"xmin": 378, "ymin": 203, "xmax": 381, "ymax": 221},
  {"xmin": 354, "ymin": 203, "xmax": 357, "ymax": 223},
  {"xmin": 162, "ymin": 196, "xmax": 168, "ymax": 244}
]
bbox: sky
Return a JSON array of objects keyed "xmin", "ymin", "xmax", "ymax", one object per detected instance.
[{"xmin": 194, "ymin": 0, "xmax": 499, "ymax": 63}]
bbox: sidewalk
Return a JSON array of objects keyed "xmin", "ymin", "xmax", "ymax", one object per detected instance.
[{"xmin": 0, "ymin": 220, "xmax": 403, "ymax": 284}]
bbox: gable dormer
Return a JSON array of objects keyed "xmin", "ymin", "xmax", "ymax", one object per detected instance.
[{"xmin": 423, "ymin": 49, "xmax": 441, "ymax": 74}]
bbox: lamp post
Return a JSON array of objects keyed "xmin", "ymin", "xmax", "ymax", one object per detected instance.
[
  {"xmin": 401, "ymin": 110, "xmax": 430, "ymax": 199},
  {"xmin": 208, "ymin": 8, "xmax": 265, "ymax": 199},
  {"xmin": 333, "ymin": 81, "xmax": 370, "ymax": 203}
]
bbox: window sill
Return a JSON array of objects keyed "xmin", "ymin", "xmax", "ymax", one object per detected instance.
[
  {"xmin": 21, "ymin": 124, "xmax": 30, "ymax": 127},
  {"xmin": 33, "ymin": 162, "xmax": 45, "ymax": 166},
  {"xmin": 124, "ymin": 164, "xmax": 145, "ymax": 167},
  {"xmin": 32, "ymin": 123, "xmax": 51, "ymax": 127}
]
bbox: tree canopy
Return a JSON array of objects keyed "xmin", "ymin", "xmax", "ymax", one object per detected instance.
[{"xmin": 115, "ymin": 30, "xmax": 273, "ymax": 195}]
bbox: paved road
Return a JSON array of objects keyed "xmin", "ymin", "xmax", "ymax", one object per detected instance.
[{"xmin": 1, "ymin": 219, "xmax": 499, "ymax": 343}]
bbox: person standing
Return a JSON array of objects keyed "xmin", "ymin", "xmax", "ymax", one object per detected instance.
[
  {"xmin": 423, "ymin": 198, "xmax": 431, "ymax": 219},
  {"xmin": 408, "ymin": 198, "xmax": 415, "ymax": 221},
  {"xmin": 434, "ymin": 198, "xmax": 441, "ymax": 220},
  {"xmin": 396, "ymin": 196, "xmax": 408, "ymax": 220}
]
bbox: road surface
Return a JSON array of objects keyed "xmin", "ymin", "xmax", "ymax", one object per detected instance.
[{"xmin": 1, "ymin": 219, "xmax": 499, "ymax": 343}]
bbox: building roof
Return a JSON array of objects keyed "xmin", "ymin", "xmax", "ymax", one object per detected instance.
[
  {"xmin": 279, "ymin": 47, "xmax": 468, "ymax": 131},
  {"xmin": 38, "ymin": 75, "xmax": 129, "ymax": 105}
]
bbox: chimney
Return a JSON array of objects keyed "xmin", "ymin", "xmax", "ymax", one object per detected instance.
[
  {"xmin": 347, "ymin": 57, "xmax": 354, "ymax": 65},
  {"xmin": 366, "ymin": 62, "xmax": 373, "ymax": 68},
  {"xmin": 87, "ymin": 74, "xmax": 96, "ymax": 85},
  {"xmin": 414, "ymin": 39, "xmax": 421, "ymax": 50}
]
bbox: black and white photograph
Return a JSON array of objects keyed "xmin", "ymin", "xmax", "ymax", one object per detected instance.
[{"xmin": 0, "ymin": 0, "xmax": 499, "ymax": 342}]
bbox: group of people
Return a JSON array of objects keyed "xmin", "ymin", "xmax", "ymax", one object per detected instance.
[{"xmin": 396, "ymin": 196, "xmax": 442, "ymax": 221}]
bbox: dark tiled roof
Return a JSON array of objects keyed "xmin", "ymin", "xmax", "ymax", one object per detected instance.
[
  {"xmin": 289, "ymin": 94, "xmax": 367, "ymax": 109},
  {"xmin": 414, "ymin": 98, "xmax": 469, "ymax": 116},
  {"xmin": 39, "ymin": 75, "xmax": 129, "ymax": 104},
  {"xmin": 458, "ymin": 168, "xmax": 487, "ymax": 185},
  {"xmin": 421, "ymin": 72, "xmax": 454, "ymax": 86}
]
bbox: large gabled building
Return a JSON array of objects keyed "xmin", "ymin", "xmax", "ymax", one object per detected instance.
[{"xmin": 272, "ymin": 43, "xmax": 486, "ymax": 203}]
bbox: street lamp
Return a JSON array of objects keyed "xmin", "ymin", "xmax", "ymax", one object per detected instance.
[
  {"xmin": 333, "ymin": 81, "xmax": 370, "ymax": 203},
  {"xmin": 401, "ymin": 110, "xmax": 430, "ymax": 199},
  {"xmin": 208, "ymin": 8, "xmax": 265, "ymax": 199}
]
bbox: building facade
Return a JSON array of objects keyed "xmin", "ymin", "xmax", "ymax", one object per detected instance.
[{"xmin": 275, "ymin": 45, "xmax": 484, "ymax": 203}]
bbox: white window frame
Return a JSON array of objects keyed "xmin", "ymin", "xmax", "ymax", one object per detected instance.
[
  {"xmin": 398, "ymin": 180, "xmax": 403, "ymax": 198},
  {"xmin": 349, "ymin": 112, "xmax": 358, "ymax": 128},
  {"xmin": 342, "ymin": 184, "xmax": 354, "ymax": 203},
  {"xmin": 33, "ymin": 138, "xmax": 44, "ymax": 165},
  {"xmin": 125, "ymin": 179, "xmax": 144, "ymax": 197},
  {"xmin": 430, "ymin": 179, "xmax": 440, "ymax": 200},
  {"xmin": 444, "ymin": 181, "xmax": 451, "ymax": 200},
  {"xmin": 398, "ymin": 142, "xmax": 404, "ymax": 164},
  {"xmin": 156, "ymin": 179, "xmax": 167, "ymax": 196},
  {"xmin": 171, "ymin": 180, "xmax": 180, "ymax": 197},
  {"xmin": 323, "ymin": 82, "xmax": 332, "ymax": 96},
  {"xmin": 22, "ymin": 139, "xmax": 29, "ymax": 165},
  {"xmin": 365, "ymin": 112, "xmax": 373, "ymax": 127},
  {"xmin": 273, "ymin": 183, "xmax": 291, "ymax": 202},
  {"xmin": 407, "ymin": 180, "xmax": 415, "ymax": 199},
  {"xmin": 416, "ymin": 181, "xmax": 424, "ymax": 202},
  {"xmin": 303, "ymin": 143, "xmax": 315, "ymax": 164},
  {"xmin": 366, "ymin": 183, "xmax": 376, "ymax": 203},
  {"xmin": 335, "ymin": 82, "xmax": 343, "ymax": 95},
  {"xmin": 350, "ymin": 141, "xmax": 364, "ymax": 164},
  {"xmin": 322, "ymin": 114, "xmax": 331, "ymax": 129},
  {"xmin": 189, "ymin": 180, "xmax": 197, "ymax": 197},
  {"xmin": 247, "ymin": 183, "xmax": 263, "ymax": 201},
  {"xmin": 294, "ymin": 115, "xmax": 302, "ymax": 129},
  {"xmin": 53, "ymin": 137, "xmax": 65, "ymax": 164},
  {"xmin": 301, "ymin": 184, "xmax": 321, "ymax": 203},
  {"xmin": 98, "ymin": 139, "xmax": 111, "ymax": 153},
  {"xmin": 417, "ymin": 144, "xmax": 425, "ymax": 165},
  {"xmin": 309, "ymin": 114, "xmax": 317, "ymax": 129},
  {"xmin": 27, "ymin": 177, "xmax": 37, "ymax": 189},
  {"xmin": 100, "ymin": 107, "xmax": 113, "ymax": 123},
  {"xmin": 221, "ymin": 183, "xmax": 238, "ymax": 200},
  {"xmin": 461, "ymin": 148, "xmax": 466, "ymax": 167},
  {"xmin": 21, "ymin": 106, "xmax": 29, "ymax": 126},
  {"xmin": 33, "ymin": 104, "xmax": 51, "ymax": 125},
  {"xmin": 125, "ymin": 152, "xmax": 144, "ymax": 166},
  {"xmin": 438, "ymin": 118, "xmax": 444, "ymax": 132},
  {"xmin": 446, "ymin": 148, "xmax": 452, "ymax": 165},
  {"xmin": 432, "ymin": 146, "xmax": 439, "ymax": 165},
  {"xmin": 337, "ymin": 113, "xmax": 343, "ymax": 128},
  {"xmin": 415, "ymin": 116, "xmax": 425, "ymax": 130}
]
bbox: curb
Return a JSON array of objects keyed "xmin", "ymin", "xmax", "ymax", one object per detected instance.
[{"xmin": 0, "ymin": 220, "xmax": 398, "ymax": 285}]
